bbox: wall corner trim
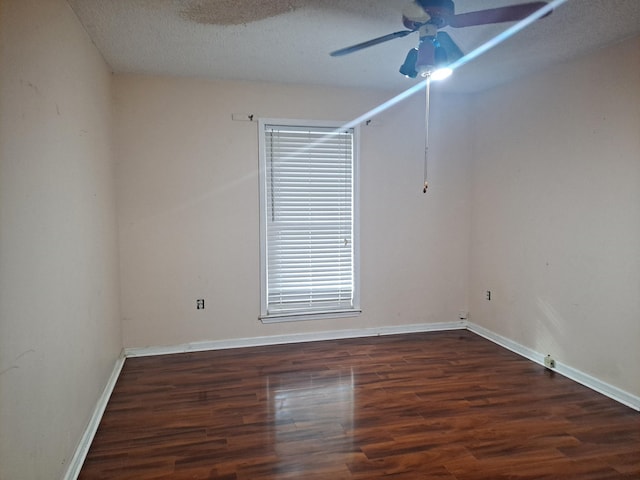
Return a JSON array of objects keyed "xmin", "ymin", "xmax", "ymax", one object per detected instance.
[
  {"xmin": 62, "ymin": 351, "xmax": 126, "ymax": 480},
  {"xmin": 466, "ymin": 321, "xmax": 640, "ymax": 412}
]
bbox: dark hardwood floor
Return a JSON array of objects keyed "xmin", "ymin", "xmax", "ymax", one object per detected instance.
[{"xmin": 80, "ymin": 330, "xmax": 640, "ymax": 479}]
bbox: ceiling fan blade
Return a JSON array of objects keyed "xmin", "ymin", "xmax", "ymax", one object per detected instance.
[
  {"xmin": 330, "ymin": 30, "xmax": 414, "ymax": 57},
  {"xmin": 449, "ymin": 2, "xmax": 551, "ymax": 28},
  {"xmin": 435, "ymin": 32, "xmax": 464, "ymax": 63}
]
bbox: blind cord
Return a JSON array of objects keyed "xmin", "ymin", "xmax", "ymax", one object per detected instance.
[{"xmin": 423, "ymin": 75, "xmax": 431, "ymax": 194}]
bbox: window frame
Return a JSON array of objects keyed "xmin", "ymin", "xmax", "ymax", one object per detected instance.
[{"xmin": 258, "ymin": 118, "xmax": 361, "ymax": 323}]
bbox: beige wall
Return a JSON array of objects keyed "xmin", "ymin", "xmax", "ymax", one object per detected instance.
[
  {"xmin": 0, "ymin": 0, "xmax": 121, "ymax": 478},
  {"xmin": 469, "ymin": 36, "xmax": 640, "ymax": 397},
  {"xmin": 114, "ymin": 75, "xmax": 472, "ymax": 348}
]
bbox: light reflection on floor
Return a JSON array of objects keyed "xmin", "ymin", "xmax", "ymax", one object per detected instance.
[{"xmin": 267, "ymin": 367, "xmax": 355, "ymax": 460}]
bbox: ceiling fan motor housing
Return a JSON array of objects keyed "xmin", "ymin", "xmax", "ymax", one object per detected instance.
[
  {"xmin": 414, "ymin": 0, "xmax": 455, "ymax": 27},
  {"xmin": 415, "ymin": 0, "xmax": 455, "ymax": 13}
]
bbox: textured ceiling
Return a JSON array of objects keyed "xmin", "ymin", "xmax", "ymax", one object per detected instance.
[{"xmin": 67, "ymin": 0, "xmax": 640, "ymax": 93}]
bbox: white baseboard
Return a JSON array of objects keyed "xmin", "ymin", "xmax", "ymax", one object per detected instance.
[
  {"xmin": 124, "ymin": 321, "xmax": 467, "ymax": 358},
  {"xmin": 62, "ymin": 352, "xmax": 126, "ymax": 480},
  {"xmin": 67, "ymin": 319, "xmax": 638, "ymax": 478},
  {"xmin": 466, "ymin": 321, "xmax": 640, "ymax": 411}
]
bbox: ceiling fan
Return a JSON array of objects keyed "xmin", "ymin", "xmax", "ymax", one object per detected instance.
[{"xmin": 330, "ymin": 0, "xmax": 552, "ymax": 78}]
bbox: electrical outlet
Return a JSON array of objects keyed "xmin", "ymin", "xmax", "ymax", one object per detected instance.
[
  {"xmin": 485, "ymin": 290, "xmax": 491, "ymax": 301},
  {"xmin": 196, "ymin": 299, "xmax": 205, "ymax": 310},
  {"xmin": 544, "ymin": 354, "xmax": 556, "ymax": 369}
]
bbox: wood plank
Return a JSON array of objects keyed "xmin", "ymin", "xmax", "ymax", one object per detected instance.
[{"xmin": 80, "ymin": 330, "xmax": 640, "ymax": 479}]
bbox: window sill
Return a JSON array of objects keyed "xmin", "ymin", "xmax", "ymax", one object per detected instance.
[{"xmin": 259, "ymin": 309, "xmax": 362, "ymax": 324}]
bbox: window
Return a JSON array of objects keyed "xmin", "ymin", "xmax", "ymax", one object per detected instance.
[{"xmin": 259, "ymin": 119, "xmax": 360, "ymax": 322}]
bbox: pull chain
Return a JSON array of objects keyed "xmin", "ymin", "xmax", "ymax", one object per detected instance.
[{"xmin": 423, "ymin": 75, "xmax": 431, "ymax": 194}]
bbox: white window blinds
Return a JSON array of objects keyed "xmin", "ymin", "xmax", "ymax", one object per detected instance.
[{"xmin": 260, "ymin": 122, "xmax": 357, "ymax": 319}]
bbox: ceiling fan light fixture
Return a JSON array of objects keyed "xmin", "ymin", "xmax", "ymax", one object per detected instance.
[
  {"xmin": 399, "ymin": 48, "xmax": 419, "ymax": 78},
  {"xmin": 422, "ymin": 42, "xmax": 452, "ymax": 79},
  {"xmin": 429, "ymin": 66, "xmax": 453, "ymax": 80},
  {"xmin": 414, "ymin": 36, "xmax": 453, "ymax": 78},
  {"xmin": 434, "ymin": 43, "xmax": 448, "ymax": 66}
]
